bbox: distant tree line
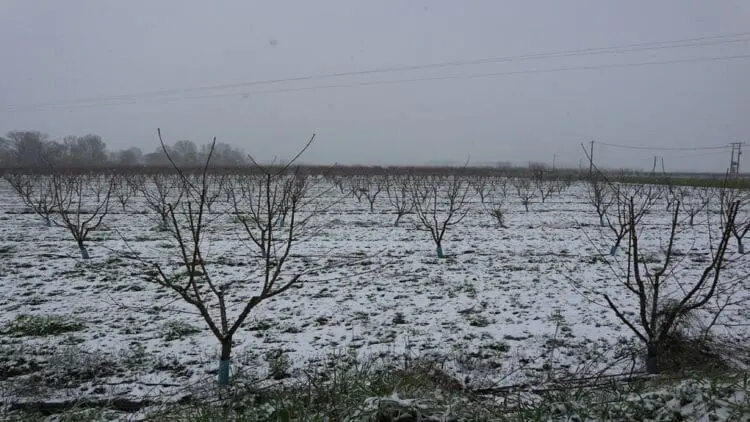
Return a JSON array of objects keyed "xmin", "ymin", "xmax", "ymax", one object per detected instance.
[{"xmin": 0, "ymin": 130, "xmax": 248, "ymax": 169}]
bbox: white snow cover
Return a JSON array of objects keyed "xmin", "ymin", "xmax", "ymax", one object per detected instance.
[{"xmin": 0, "ymin": 177, "xmax": 747, "ymax": 415}]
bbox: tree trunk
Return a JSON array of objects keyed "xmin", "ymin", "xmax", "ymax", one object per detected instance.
[
  {"xmin": 218, "ymin": 337, "xmax": 232, "ymax": 386},
  {"xmin": 78, "ymin": 242, "xmax": 90, "ymax": 260},
  {"xmin": 45, "ymin": 215, "xmax": 52, "ymax": 227},
  {"xmin": 599, "ymin": 214, "xmax": 605, "ymax": 227},
  {"xmin": 645, "ymin": 345, "xmax": 659, "ymax": 374},
  {"xmin": 394, "ymin": 214, "xmax": 402, "ymax": 227},
  {"xmin": 436, "ymin": 242, "xmax": 444, "ymax": 258},
  {"xmin": 610, "ymin": 238, "xmax": 621, "ymax": 256},
  {"xmin": 738, "ymin": 240, "xmax": 745, "ymax": 255}
]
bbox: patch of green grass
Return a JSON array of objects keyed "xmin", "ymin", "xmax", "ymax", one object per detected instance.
[
  {"xmin": 5, "ymin": 314, "xmax": 85, "ymax": 337},
  {"xmin": 163, "ymin": 320, "xmax": 202, "ymax": 341},
  {"xmin": 615, "ymin": 175, "xmax": 750, "ymax": 190}
]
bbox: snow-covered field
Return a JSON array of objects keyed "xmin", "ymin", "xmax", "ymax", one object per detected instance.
[{"xmin": 0, "ymin": 176, "xmax": 747, "ymax": 416}]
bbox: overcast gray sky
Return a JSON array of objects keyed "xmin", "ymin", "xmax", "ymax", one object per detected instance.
[{"xmin": 1, "ymin": 0, "xmax": 749, "ymax": 171}]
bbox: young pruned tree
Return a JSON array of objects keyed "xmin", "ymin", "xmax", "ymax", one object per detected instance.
[
  {"xmin": 113, "ymin": 173, "xmax": 139, "ymax": 212},
  {"xmin": 384, "ymin": 175, "xmax": 413, "ymax": 227},
  {"xmin": 493, "ymin": 174, "xmax": 511, "ymax": 200},
  {"xmin": 468, "ymin": 175, "xmax": 492, "ymax": 204},
  {"xmin": 353, "ymin": 174, "xmax": 384, "ymax": 212},
  {"xmin": 482, "ymin": 196, "xmax": 508, "ymax": 228},
  {"xmin": 4, "ymin": 172, "xmax": 58, "ymax": 226},
  {"xmin": 136, "ymin": 172, "xmax": 184, "ymax": 230},
  {"xmin": 533, "ymin": 169, "xmax": 557, "ymax": 204},
  {"xmin": 604, "ymin": 183, "xmax": 656, "ymax": 255},
  {"xmin": 51, "ymin": 172, "xmax": 115, "ymax": 259},
  {"xmin": 585, "ymin": 178, "xmax": 613, "ymax": 227},
  {"xmin": 679, "ymin": 186, "xmax": 711, "ymax": 227},
  {"xmin": 144, "ymin": 130, "xmax": 321, "ymax": 386},
  {"xmin": 482, "ymin": 176, "xmax": 509, "ymax": 228},
  {"xmin": 512, "ymin": 176, "xmax": 536, "ymax": 212},
  {"xmin": 602, "ymin": 197, "xmax": 741, "ymax": 374},
  {"xmin": 721, "ymin": 189, "xmax": 750, "ymax": 254},
  {"xmin": 410, "ymin": 174, "xmax": 471, "ymax": 258}
]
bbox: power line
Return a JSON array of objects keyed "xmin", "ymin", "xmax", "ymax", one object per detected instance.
[
  {"xmin": 4, "ymin": 31, "xmax": 750, "ymax": 111},
  {"xmin": 596, "ymin": 141, "xmax": 732, "ymax": 152},
  {"xmin": 8, "ymin": 53, "xmax": 750, "ymax": 113},
  {"xmin": 658, "ymin": 150, "xmax": 730, "ymax": 160}
]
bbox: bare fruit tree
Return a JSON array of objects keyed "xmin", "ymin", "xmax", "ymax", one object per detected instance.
[
  {"xmin": 680, "ymin": 186, "xmax": 711, "ymax": 227},
  {"xmin": 4, "ymin": 172, "xmax": 58, "ymax": 227},
  {"xmin": 721, "ymin": 189, "xmax": 750, "ymax": 254},
  {"xmin": 113, "ymin": 173, "xmax": 139, "ymax": 212},
  {"xmin": 468, "ymin": 175, "xmax": 492, "ymax": 204},
  {"xmin": 604, "ymin": 183, "xmax": 656, "ymax": 255},
  {"xmin": 355, "ymin": 175, "xmax": 385, "ymax": 212},
  {"xmin": 143, "ymin": 130, "xmax": 320, "ymax": 386},
  {"xmin": 512, "ymin": 176, "xmax": 536, "ymax": 212},
  {"xmin": 51, "ymin": 172, "xmax": 115, "ymax": 259},
  {"xmin": 585, "ymin": 179, "xmax": 613, "ymax": 227},
  {"xmin": 137, "ymin": 172, "xmax": 184, "ymax": 230},
  {"xmin": 384, "ymin": 175, "xmax": 413, "ymax": 227},
  {"xmin": 533, "ymin": 170, "xmax": 557, "ymax": 204},
  {"xmin": 410, "ymin": 174, "xmax": 471, "ymax": 258},
  {"xmin": 602, "ymin": 197, "xmax": 740, "ymax": 373},
  {"xmin": 482, "ymin": 176, "xmax": 508, "ymax": 228}
]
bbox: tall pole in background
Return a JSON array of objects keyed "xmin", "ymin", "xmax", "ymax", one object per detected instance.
[
  {"xmin": 728, "ymin": 142, "xmax": 743, "ymax": 177},
  {"xmin": 588, "ymin": 141, "xmax": 594, "ymax": 178}
]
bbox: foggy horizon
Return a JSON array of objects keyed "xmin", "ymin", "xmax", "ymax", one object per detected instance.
[{"xmin": 1, "ymin": 1, "xmax": 749, "ymax": 172}]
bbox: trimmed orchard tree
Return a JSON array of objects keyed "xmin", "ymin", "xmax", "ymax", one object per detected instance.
[
  {"xmin": 585, "ymin": 179, "xmax": 613, "ymax": 227},
  {"xmin": 113, "ymin": 173, "xmax": 139, "ymax": 212},
  {"xmin": 4, "ymin": 172, "xmax": 58, "ymax": 227},
  {"xmin": 468, "ymin": 175, "xmax": 493, "ymax": 204},
  {"xmin": 604, "ymin": 183, "xmax": 657, "ymax": 255},
  {"xmin": 51, "ymin": 172, "xmax": 115, "ymax": 259},
  {"xmin": 680, "ymin": 186, "xmax": 711, "ymax": 227},
  {"xmin": 384, "ymin": 175, "xmax": 413, "ymax": 227},
  {"xmin": 136, "ymin": 172, "xmax": 184, "ymax": 230},
  {"xmin": 533, "ymin": 168, "xmax": 557, "ymax": 204},
  {"xmin": 512, "ymin": 176, "xmax": 536, "ymax": 212},
  {"xmin": 145, "ymin": 130, "xmax": 320, "ymax": 386},
  {"xmin": 721, "ymin": 189, "xmax": 750, "ymax": 254},
  {"xmin": 482, "ymin": 176, "xmax": 508, "ymax": 228},
  {"xmin": 410, "ymin": 174, "xmax": 471, "ymax": 258},
  {"xmin": 603, "ymin": 198, "xmax": 740, "ymax": 373},
  {"xmin": 357, "ymin": 175, "xmax": 385, "ymax": 213}
]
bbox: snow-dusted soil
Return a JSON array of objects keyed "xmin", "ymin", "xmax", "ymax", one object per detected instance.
[{"xmin": 0, "ymin": 178, "xmax": 747, "ymax": 415}]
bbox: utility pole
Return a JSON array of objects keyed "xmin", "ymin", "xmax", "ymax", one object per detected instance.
[
  {"xmin": 552, "ymin": 154, "xmax": 556, "ymax": 171},
  {"xmin": 588, "ymin": 141, "xmax": 594, "ymax": 178},
  {"xmin": 728, "ymin": 142, "xmax": 743, "ymax": 177}
]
